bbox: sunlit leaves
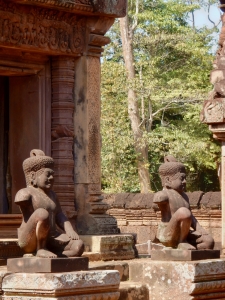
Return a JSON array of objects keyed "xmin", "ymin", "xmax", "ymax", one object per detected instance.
[{"xmin": 101, "ymin": 0, "xmax": 221, "ymax": 193}]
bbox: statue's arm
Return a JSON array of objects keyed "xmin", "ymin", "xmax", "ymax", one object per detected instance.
[
  {"xmin": 153, "ymin": 191, "xmax": 168, "ymax": 207},
  {"xmin": 15, "ymin": 188, "xmax": 31, "ymax": 204},
  {"xmin": 153, "ymin": 191, "xmax": 168, "ymax": 203},
  {"xmin": 15, "ymin": 189, "xmax": 33, "ymax": 219},
  {"xmin": 54, "ymin": 194, "xmax": 80, "ymax": 240}
]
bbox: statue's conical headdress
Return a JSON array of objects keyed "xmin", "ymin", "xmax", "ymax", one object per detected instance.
[
  {"xmin": 159, "ymin": 155, "xmax": 185, "ymax": 185},
  {"xmin": 23, "ymin": 149, "xmax": 54, "ymax": 186}
]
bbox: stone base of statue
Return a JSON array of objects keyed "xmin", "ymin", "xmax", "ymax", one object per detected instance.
[
  {"xmin": 7, "ymin": 257, "xmax": 89, "ymax": 273},
  {"xmin": 129, "ymin": 258, "xmax": 225, "ymax": 299},
  {"xmin": 2, "ymin": 270, "xmax": 120, "ymax": 300},
  {"xmin": 151, "ymin": 248, "xmax": 220, "ymax": 261},
  {"xmin": 81, "ymin": 234, "xmax": 135, "ymax": 261}
]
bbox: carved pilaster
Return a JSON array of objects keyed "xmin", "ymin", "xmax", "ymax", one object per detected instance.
[
  {"xmin": 51, "ymin": 57, "xmax": 76, "ymax": 216},
  {"xmin": 74, "ymin": 55, "xmax": 118, "ymax": 235}
]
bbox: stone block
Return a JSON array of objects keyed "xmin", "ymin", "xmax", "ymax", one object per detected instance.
[
  {"xmin": 83, "ymin": 252, "xmax": 102, "ymax": 262},
  {"xmin": 2, "ymin": 270, "xmax": 120, "ymax": 300},
  {"xmin": 125, "ymin": 193, "xmax": 154, "ymax": 209},
  {"xmin": 200, "ymin": 191, "xmax": 221, "ymax": 209},
  {"xmin": 186, "ymin": 191, "xmax": 204, "ymax": 209},
  {"xmin": 129, "ymin": 258, "xmax": 225, "ymax": 299},
  {"xmin": 0, "ymin": 239, "xmax": 23, "ymax": 259},
  {"xmin": 80, "ymin": 234, "xmax": 135, "ymax": 261},
  {"xmin": 151, "ymin": 249, "xmax": 220, "ymax": 261},
  {"xmin": 89, "ymin": 261, "xmax": 129, "ymax": 281},
  {"xmin": 129, "ymin": 260, "xmax": 144, "ymax": 282},
  {"xmin": 135, "ymin": 241, "xmax": 151, "ymax": 255},
  {"xmin": 126, "ymin": 210, "xmax": 143, "ymax": 226},
  {"xmin": 104, "ymin": 193, "xmax": 129, "ymax": 209},
  {"xmin": 119, "ymin": 282, "xmax": 149, "ymax": 300},
  {"xmin": 210, "ymin": 69, "xmax": 225, "ymax": 84},
  {"xmin": 120, "ymin": 226, "xmax": 156, "ymax": 244},
  {"xmin": 7, "ymin": 257, "xmax": 89, "ymax": 273},
  {"xmin": 107, "ymin": 209, "xmax": 127, "ymax": 226},
  {"xmin": 0, "ymin": 266, "xmax": 9, "ymax": 295}
]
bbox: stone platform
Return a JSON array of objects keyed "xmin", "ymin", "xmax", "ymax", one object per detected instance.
[
  {"xmin": 2, "ymin": 270, "xmax": 120, "ymax": 300},
  {"xmin": 151, "ymin": 249, "xmax": 220, "ymax": 261},
  {"xmin": 7, "ymin": 257, "xmax": 89, "ymax": 273},
  {"xmin": 81, "ymin": 234, "xmax": 135, "ymax": 261},
  {"xmin": 129, "ymin": 258, "xmax": 225, "ymax": 299}
]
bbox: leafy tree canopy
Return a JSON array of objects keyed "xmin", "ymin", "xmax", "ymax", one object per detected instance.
[{"xmin": 101, "ymin": 0, "xmax": 221, "ymax": 193}]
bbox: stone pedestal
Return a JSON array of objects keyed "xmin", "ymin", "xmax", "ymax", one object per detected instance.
[
  {"xmin": 2, "ymin": 270, "xmax": 120, "ymax": 300},
  {"xmin": 81, "ymin": 234, "xmax": 135, "ymax": 261},
  {"xmin": 151, "ymin": 249, "xmax": 220, "ymax": 261},
  {"xmin": 7, "ymin": 257, "xmax": 88, "ymax": 273},
  {"xmin": 129, "ymin": 258, "xmax": 225, "ymax": 300}
]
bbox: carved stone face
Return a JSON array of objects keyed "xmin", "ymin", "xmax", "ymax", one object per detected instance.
[
  {"xmin": 165, "ymin": 172, "xmax": 186, "ymax": 193},
  {"xmin": 34, "ymin": 168, "xmax": 54, "ymax": 192}
]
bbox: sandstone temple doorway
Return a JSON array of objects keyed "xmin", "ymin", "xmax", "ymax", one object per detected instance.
[{"xmin": 0, "ymin": 64, "xmax": 51, "ymax": 214}]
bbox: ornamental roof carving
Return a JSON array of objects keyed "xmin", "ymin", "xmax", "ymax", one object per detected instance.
[{"xmin": 10, "ymin": 0, "xmax": 127, "ymax": 17}]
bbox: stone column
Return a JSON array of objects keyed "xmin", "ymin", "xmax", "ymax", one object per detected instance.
[
  {"xmin": 201, "ymin": 1, "xmax": 225, "ymax": 253},
  {"xmin": 74, "ymin": 54, "xmax": 118, "ymax": 235},
  {"xmin": 51, "ymin": 57, "xmax": 76, "ymax": 217},
  {"xmin": 222, "ymin": 143, "xmax": 225, "ymax": 251}
]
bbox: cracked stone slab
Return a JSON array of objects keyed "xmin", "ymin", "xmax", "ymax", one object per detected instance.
[{"xmin": 2, "ymin": 270, "xmax": 120, "ymax": 296}]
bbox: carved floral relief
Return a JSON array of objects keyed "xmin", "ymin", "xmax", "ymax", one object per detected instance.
[{"xmin": 0, "ymin": 0, "xmax": 86, "ymax": 54}]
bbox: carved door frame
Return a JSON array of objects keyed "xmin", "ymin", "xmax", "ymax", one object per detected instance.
[{"xmin": 7, "ymin": 60, "xmax": 51, "ymax": 213}]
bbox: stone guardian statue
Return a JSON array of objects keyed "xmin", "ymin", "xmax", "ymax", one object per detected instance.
[
  {"xmin": 15, "ymin": 149, "xmax": 84, "ymax": 258},
  {"xmin": 153, "ymin": 155, "xmax": 214, "ymax": 250}
]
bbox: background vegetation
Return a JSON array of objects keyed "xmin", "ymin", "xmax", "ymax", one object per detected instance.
[{"xmin": 101, "ymin": 0, "xmax": 221, "ymax": 193}]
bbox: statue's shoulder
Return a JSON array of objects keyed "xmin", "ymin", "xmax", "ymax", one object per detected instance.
[
  {"xmin": 153, "ymin": 190, "xmax": 168, "ymax": 203},
  {"xmin": 15, "ymin": 187, "xmax": 32, "ymax": 203},
  {"xmin": 181, "ymin": 192, "xmax": 190, "ymax": 205}
]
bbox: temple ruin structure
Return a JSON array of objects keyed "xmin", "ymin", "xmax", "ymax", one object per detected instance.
[{"xmin": 0, "ymin": 0, "xmax": 127, "ymax": 236}]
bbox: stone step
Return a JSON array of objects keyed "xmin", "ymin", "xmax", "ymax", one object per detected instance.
[
  {"xmin": 0, "ymin": 239, "xmax": 23, "ymax": 260},
  {"xmin": 119, "ymin": 281, "xmax": 149, "ymax": 300},
  {"xmin": 89, "ymin": 260, "xmax": 129, "ymax": 281}
]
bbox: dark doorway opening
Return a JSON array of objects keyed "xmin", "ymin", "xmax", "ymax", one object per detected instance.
[{"xmin": 0, "ymin": 77, "xmax": 10, "ymax": 213}]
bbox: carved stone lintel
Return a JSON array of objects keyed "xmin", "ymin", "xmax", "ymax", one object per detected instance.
[{"xmin": 0, "ymin": 0, "xmax": 87, "ymax": 56}]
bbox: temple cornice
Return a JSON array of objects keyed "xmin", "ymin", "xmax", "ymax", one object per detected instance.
[
  {"xmin": 9, "ymin": 0, "xmax": 127, "ymax": 17},
  {"xmin": 0, "ymin": 0, "xmax": 116, "ymax": 57}
]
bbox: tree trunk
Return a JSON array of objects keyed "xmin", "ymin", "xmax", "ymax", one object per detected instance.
[{"xmin": 119, "ymin": 15, "xmax": 151, "ymax": 193}]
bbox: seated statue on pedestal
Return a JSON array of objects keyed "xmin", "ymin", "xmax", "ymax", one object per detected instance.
[
  {"xmin": 15, "ymin": 149, "xmax": 84, "ymax": 258},
  {"xmin": 153, "ymin": 156, "xmax": 214, "ymax": 250}
]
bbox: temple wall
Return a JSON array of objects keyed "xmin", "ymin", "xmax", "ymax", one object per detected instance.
[{"xmin": 104, "ymin": 192, "xmax": 222, "ymax": 250}]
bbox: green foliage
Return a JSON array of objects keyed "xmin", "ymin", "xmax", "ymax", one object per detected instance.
[{"xmin": 101, "ymin": 0, "xmax": 221, "ymax": 193}]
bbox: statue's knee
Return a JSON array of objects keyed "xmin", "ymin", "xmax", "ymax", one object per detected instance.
[
  {"xmin": 177, "ymin": 207, "xmax": 191, "ymax": 221},
  {"xmin": 34, "ymin": 208, "xmax": 49, "ymax": 222},
  {"xmin": 72, "ymin": 239, "xmax": 84, "ymax": 256}
]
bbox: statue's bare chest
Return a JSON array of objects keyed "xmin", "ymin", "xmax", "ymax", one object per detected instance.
[
  {"xmin": 167, "ymin": 190, "xmax": 190, "ymax": 214},
  {"xmin": 32, "ymin": 193, "xmax": 56, "ymax": 213}
]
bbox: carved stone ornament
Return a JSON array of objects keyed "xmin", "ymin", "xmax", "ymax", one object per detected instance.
[
  {"xmin": 200, "ymin": 98, "xmax": 225, "ymax": 124},
  {"xmin": 10, "ymin": 0, "xmax": 127, "ymax": 18},
  {"xmin": 0, "ymin": 0, "xmax": 87, "ymax": 55}
]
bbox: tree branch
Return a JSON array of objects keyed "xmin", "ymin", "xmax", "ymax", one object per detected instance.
[{"xmin": 131, "ymin": 0, "xmax": 139, "ymax": 33}]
